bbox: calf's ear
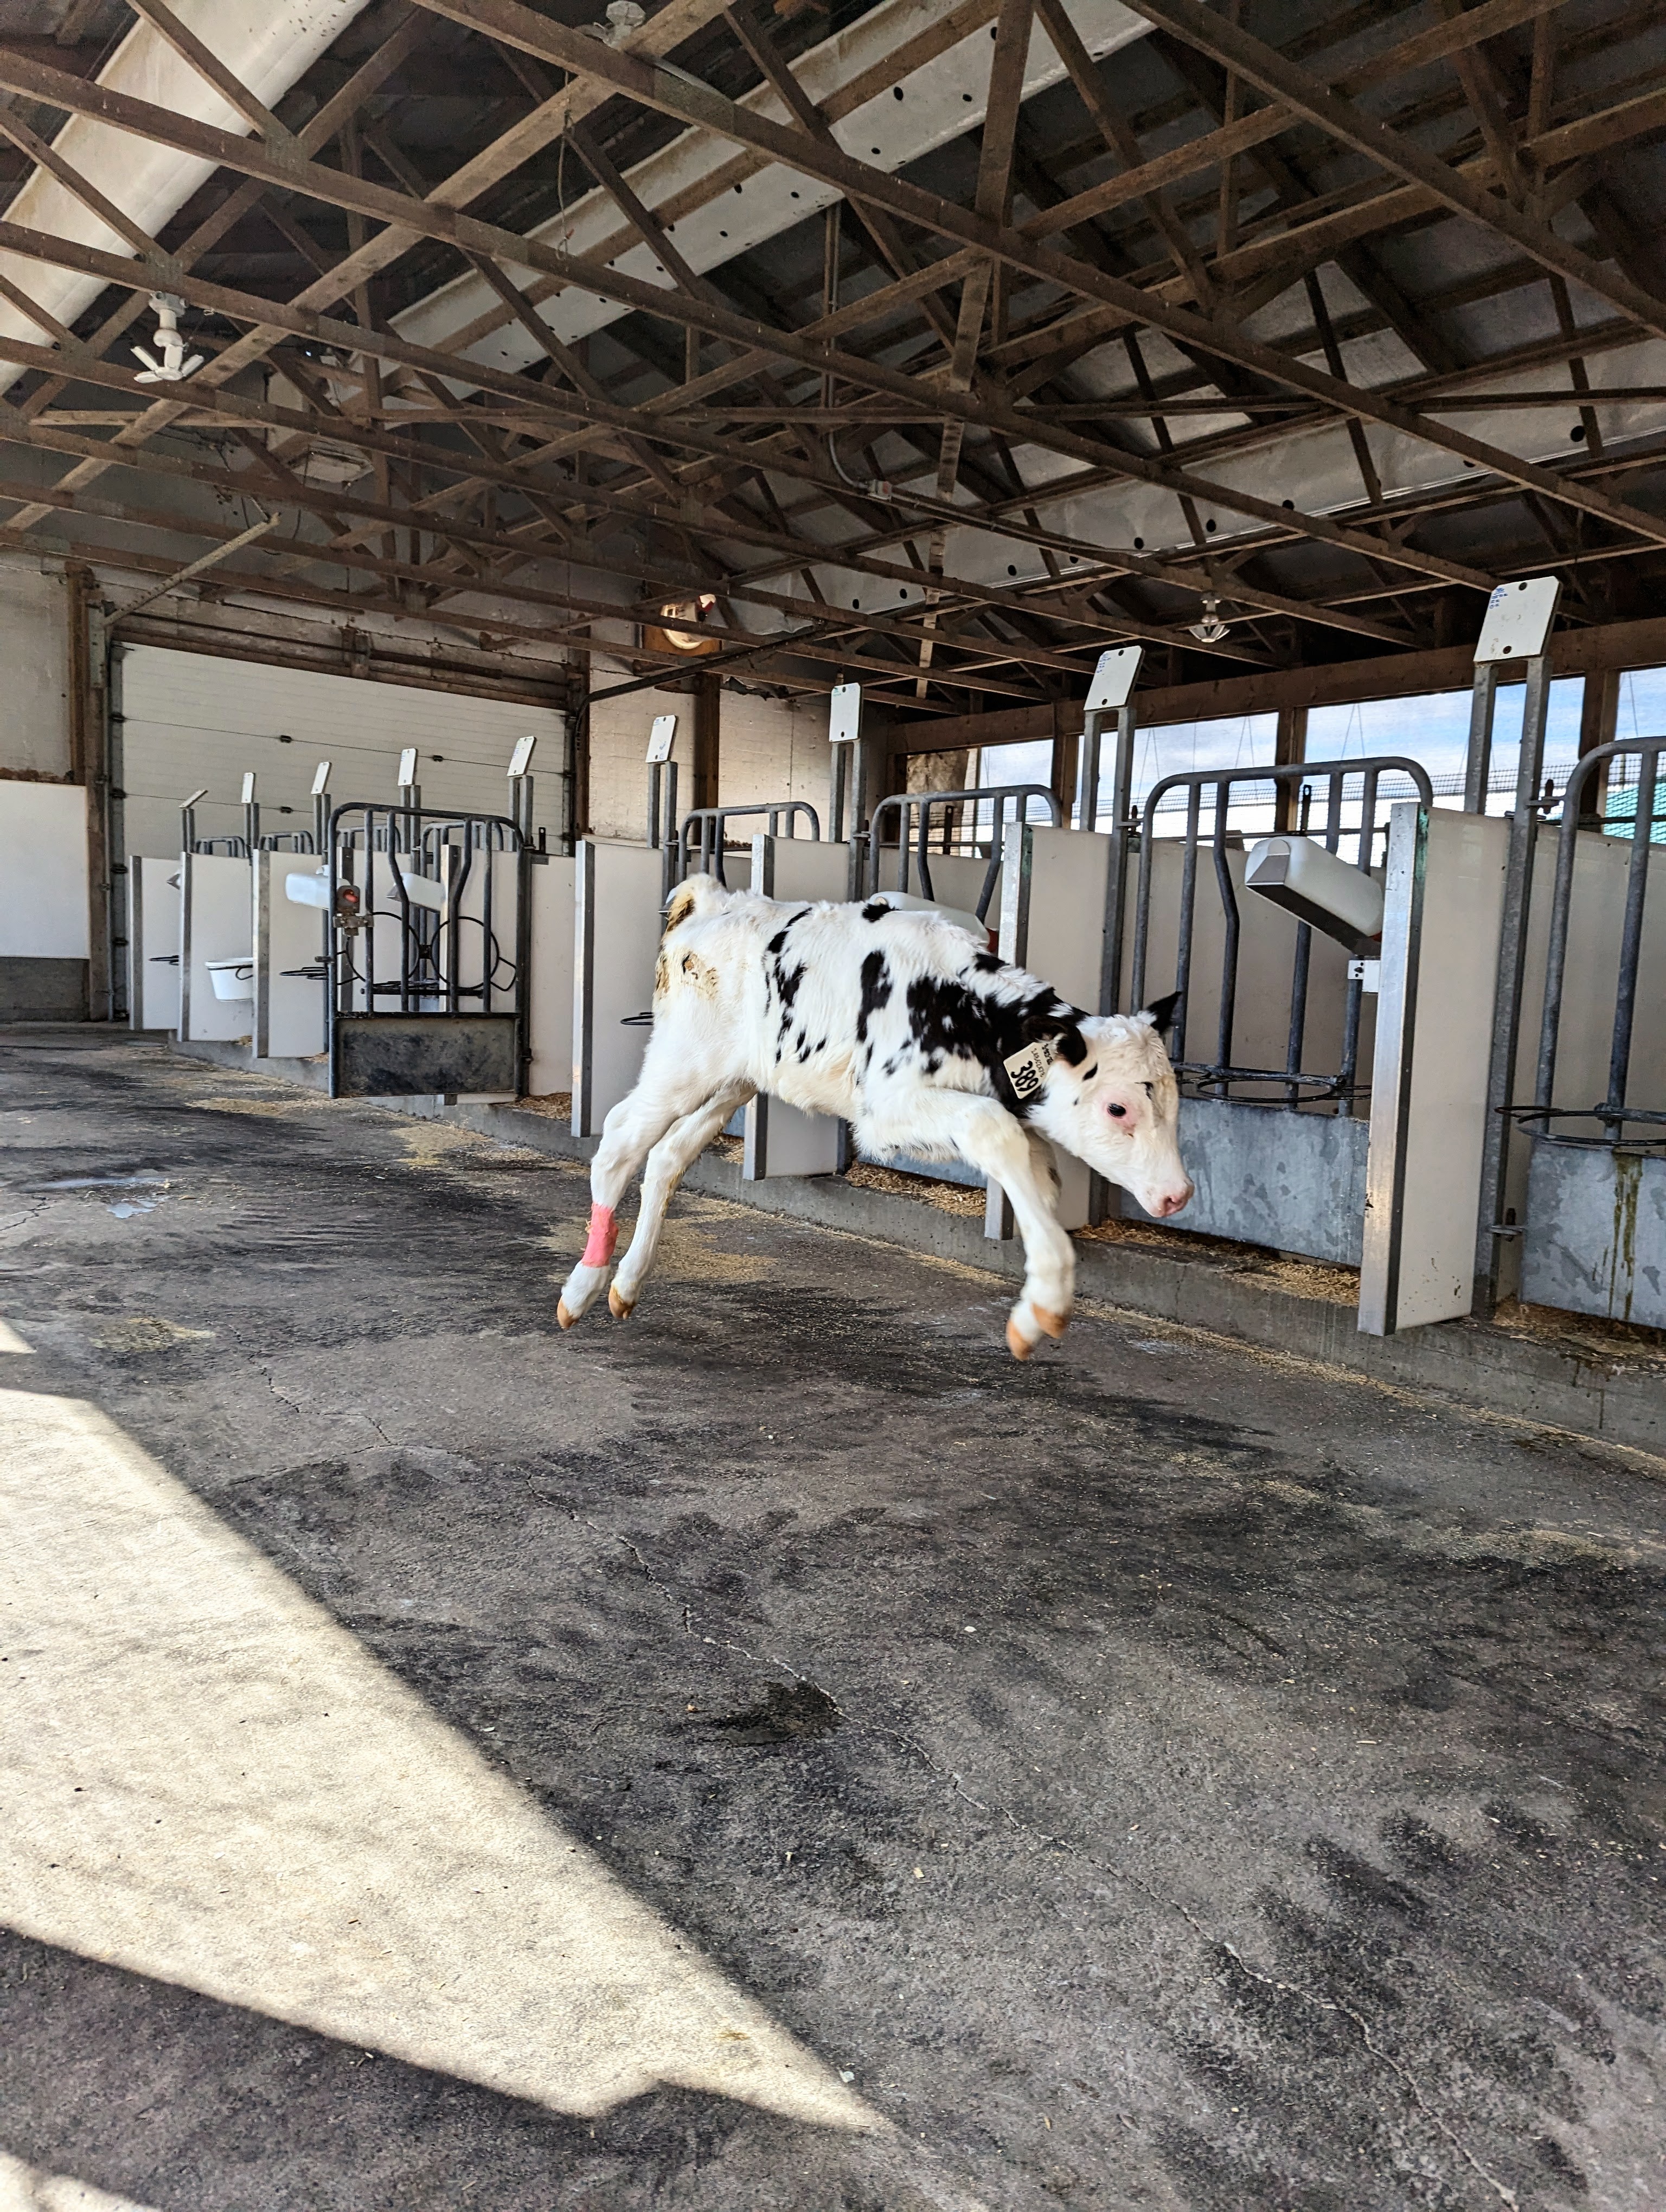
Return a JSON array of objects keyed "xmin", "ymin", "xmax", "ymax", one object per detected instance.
[
  {"xmin": 1021, "ymin": 1007, "xmax": 1088, "ymax": 1064},
  {"xmin": 1143, "ymin": 989, "xmax": 1182, "ymax": 1037}
]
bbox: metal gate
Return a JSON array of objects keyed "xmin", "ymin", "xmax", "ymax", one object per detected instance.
[
  {"xmin": 865, "ymin": 784, "xmax": 1061, "ymax": 919},
  {"xmin": 326, "ymin": 800, "xmax": 529, "ymax": 1099},
  {"xmin": 1125, "ymin": 755, "xmax": 1433, "ymax": 1264},
  {"xmin": 1517, "ymin": 733, "xmax": 1666, "ymax": 1325}
]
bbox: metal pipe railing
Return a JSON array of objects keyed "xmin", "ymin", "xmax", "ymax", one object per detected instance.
[
  {"xmin": 865, "ymin": 785, "xmax": 1061, "ymax": 921},
  {"xmin": 1130, "ymin": 756, "xmax": 1432, "ymax": 1107},
  {"xmin": 1532, "ymin": 734, "xmax": 1666, "ymax": 1139},
  {"xmin": 676, "ymin": 800, "xmax": 821, "ymax": 885}
]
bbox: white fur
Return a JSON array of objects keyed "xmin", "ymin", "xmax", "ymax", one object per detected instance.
[{"xmin": 559, "ymin": 877, "xmax": 1192, "ymax": 1356}]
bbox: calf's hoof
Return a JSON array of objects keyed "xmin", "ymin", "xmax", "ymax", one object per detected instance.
[
  {"xmin": 557, "ymin": 1298, "xmax": 576, "ymax": 1330},
  {"xmin": 1005, "ymin": 1313, "xmax": 1035, "ymax": 1361},
  {"xmin": 1035, "ymin": 1306, "xmax": 1069, "ymax": 1341},
  {"xmin": 608, "ymin": 1283, "xmax": 635, "ymax": 1321}
]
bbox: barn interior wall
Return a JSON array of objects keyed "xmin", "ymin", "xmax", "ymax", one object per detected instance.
[
  {"xmin": 0, "ymin": 556, "xmax": 84, "ymax": 1020},
  {"xmin": 0, "ymin": 555, "xmax": 70, "ymax": 781},
  {"xmin": 585, "ymin": 672, "xmax": 830, "ymax": 845}
]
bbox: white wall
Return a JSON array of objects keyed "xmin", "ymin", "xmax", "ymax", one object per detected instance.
[
  {"xmin": 717, "ymin": 690, "xmax": 832, "ymax": 827},
  {"xmin": 0, "ymin": 783, "xmax": 89, "ymax": 957},
  {"xmin": 586, "ymin": 676, "xmax": 832, "ymax": 843},
  {"xmin": 0, "ymin": 558, "xmax": 69, "ymax": 779},
  {"xmin": 119, "ymin": 646, "xmax": 566, "ymax": 859}
]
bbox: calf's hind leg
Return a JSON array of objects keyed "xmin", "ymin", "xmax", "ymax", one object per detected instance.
[
  {"xmin": 558, "ymin": 1069, "xmax": 715, "ymax": 1328},
  {"xmin": 608, "ymin": 1081, "xmax": 753, "ymax": 1319}
]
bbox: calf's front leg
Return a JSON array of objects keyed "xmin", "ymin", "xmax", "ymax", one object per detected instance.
[{"xmin": 864, "ymin": 1093, "xmax": 1077, "ymax": 1360}]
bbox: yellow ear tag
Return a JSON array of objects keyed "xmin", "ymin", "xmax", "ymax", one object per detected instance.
[{"xmin": 1002, "ymin": 1036, "xmax": 1058, "ymax": 1101}]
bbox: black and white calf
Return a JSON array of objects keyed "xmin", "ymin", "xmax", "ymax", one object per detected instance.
[{"xmin": 558, "ymin": 874, "xmax": 1193, "ymax": 1359}]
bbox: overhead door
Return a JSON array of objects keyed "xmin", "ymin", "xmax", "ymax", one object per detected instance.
[{"xmin": 117, "ymin": 646, "xmax": 567, "ymax": 860}]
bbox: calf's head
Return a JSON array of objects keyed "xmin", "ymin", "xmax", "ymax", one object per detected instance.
[{"xmin": 1030, "ymin": 999, "xmax": 1193, "ymax": 1219}]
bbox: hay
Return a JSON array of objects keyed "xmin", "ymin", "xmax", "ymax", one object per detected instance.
[
  {"xmin": 1077, "ymin": 1214, "xmax": 1358, "ymax": 1306},
  {"xmin": 844, "ymin": 1162, "xmax": 985, "ymax": 1217}
]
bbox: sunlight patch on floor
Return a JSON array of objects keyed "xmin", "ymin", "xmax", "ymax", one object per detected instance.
[
  {"xmin": 0, "ymin": 1386, "xmax": 876, "ymax": 2132},
  {"xmin": 0, "ymin": 2149, "xmax": 160, "ymax": 2212}
]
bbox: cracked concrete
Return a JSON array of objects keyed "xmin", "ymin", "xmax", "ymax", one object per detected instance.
[{"xmin": 1, "ymin": 1030, "xmax": 1663, "ymax": 2211}]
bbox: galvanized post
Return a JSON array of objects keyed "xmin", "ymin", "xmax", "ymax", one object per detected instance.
[
  {"xmin": 746, "ymin": 832, "xmax": 775, "ymax": 1179},
  {"xmin": 311, "ymin": 762, "xmax": 331, "ymax": 858},
  {"xmin": 572, "ymin": 840, "xmax": 596, "ymax": 1139},
  {"xmin": 1473, "ymin": 650, "xmax": 1555, "ymax": 1314},
  {"xmin": 1462, "ymin": 661, "xmax": 1500, "ymax": 814},
  {"xmin": 1469, "ymin": 576, "xmax": 1561, "ymax": 1314},
  {"xmin": 659, "ymin": 761, "xmax": 680, "ymax": 906},
  {"xmin": 985, "ymin": 815, "xmax": 1035, "ymax": 1242},
  {"xmin": 242, "ymin": 771, "xmax": 260, "ymax": 856}
]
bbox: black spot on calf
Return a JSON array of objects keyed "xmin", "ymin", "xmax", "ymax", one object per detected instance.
[{"xmin": 856, "ymin": 950, "xmax": 892, "ymax": 1042}]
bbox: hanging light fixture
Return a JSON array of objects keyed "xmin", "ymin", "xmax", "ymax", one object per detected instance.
[
  {"xmin": 1189, "ymin": 593, "xmax": 1228, "ymax": 644},
  {"xmin": 132, "ymin": 294, "xmax": 204, "ymax": 385},
  {"xmin": 651, "ymin": 593, "xmax": 720, "ymax": 654}
]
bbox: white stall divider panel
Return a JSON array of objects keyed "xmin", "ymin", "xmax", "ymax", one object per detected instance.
[
  {"xmin": 129, "ymin": 854, "xmax": 181, "ymax": 1032},
  {"xmin": 181, "ymin": 852, "xmax": 254, "ymax": 1043},
  {"xmin": 1360, "ymin": 806, "xmax": 1508, "ymax": 1334},
  {"xmin": 573, "ymin": 842, "xmax": 664, "ymax": 1137},
  {"xmin": 360, "ymin": 854, "xmax": 408, "ymax": 1017},
  {"xmin": 528, "ymin": 856, "xmax": 576, "ymax": 1098},
  {"xmin": 744, "ymin": 836, "xmax": 847, "ymax": 1179},
  {"xmin": 0, "ymin": 782, "xmax": 87, "ymax": 957},
  {"xmin": 253, "ymin": 852, "xmax": 325, "ymax": 1061},
  {"xmin": 998, "ymin": 825, "xmax": 1116, "ymax": 1233}
]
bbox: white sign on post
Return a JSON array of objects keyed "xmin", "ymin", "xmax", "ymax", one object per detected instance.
[
  {"xmin": 645, "ymin": 714, "xmax": 676, "ymax": 763},
  {"xmin": 828, "ymin": 681, "xmax": 862, "ymax": 744},
  {"xmin": 1084, "ymin": 644, "xmax": 1142, "ymax": 717},
  {"xmin": 1474, "ymin": 576, "xmax": 1560, "ymax": 664},
  {"xmin": 310, "ymin": 761, "xmax": 331, "ymax": 796},
  {"xmin": 509, "ymin": 733, "xmax": 537, "ymax": 777},
  {"xmin": 240, "ymin": 771, "xmax": 256, "ymax": 805},
  {"xmin": 396, "ymin": 747, "xmax": 419, "ymax": 787}
]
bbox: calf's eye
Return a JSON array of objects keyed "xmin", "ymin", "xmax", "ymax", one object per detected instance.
[
  {"xmin": 1080, "ymin": 1063, "xmax": 1098, "ymax": 1079},
  {"xmin": 1107, "ymin": 1102, "xmax": 1127, "ymax": 1119}
]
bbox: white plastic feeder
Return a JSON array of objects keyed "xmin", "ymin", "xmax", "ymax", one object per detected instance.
[
  {"xmin": 1244, "ymin": 835, "xmax": 1385, "ymax": 956},
  {"xmin": 285, "ymin": 868, "xmax": 330, "ymax": 909},
  {"xmin": 206, "ymin": 956, "xmax": 256, "ymax": 1002},
  {"xmin": 390, "ymin": 869, "xmax": 446, "ymax": 913},
  {"xmin": 866, "ymin": 890, "xmax": 990, "ymax": 942}
]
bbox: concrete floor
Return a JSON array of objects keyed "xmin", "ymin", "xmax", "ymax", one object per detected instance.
[{"xmin": 1, "ymin": 1030, "xmax": 1663, "ymax": 2212}]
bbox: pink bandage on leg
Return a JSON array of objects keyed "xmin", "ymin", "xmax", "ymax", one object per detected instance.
[{"xmin": 580, "ymin": 1204, "xmax": 618, "ymax": 1268}]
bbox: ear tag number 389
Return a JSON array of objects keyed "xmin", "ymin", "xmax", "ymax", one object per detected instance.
[{"xmin": 1003, "ymin": 1037, "xmax": 1057, "ymax": 1100}]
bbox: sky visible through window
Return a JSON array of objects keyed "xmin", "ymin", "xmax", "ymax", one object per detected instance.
[{"xmin": 963, "ymin": 667, "xmax": 1666, "ymax": 848}]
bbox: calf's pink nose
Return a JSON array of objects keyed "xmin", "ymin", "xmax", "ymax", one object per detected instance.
[{"xmin": 1151, "ymin": 1185, "xmax": 1194, "ymax": 1218}]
